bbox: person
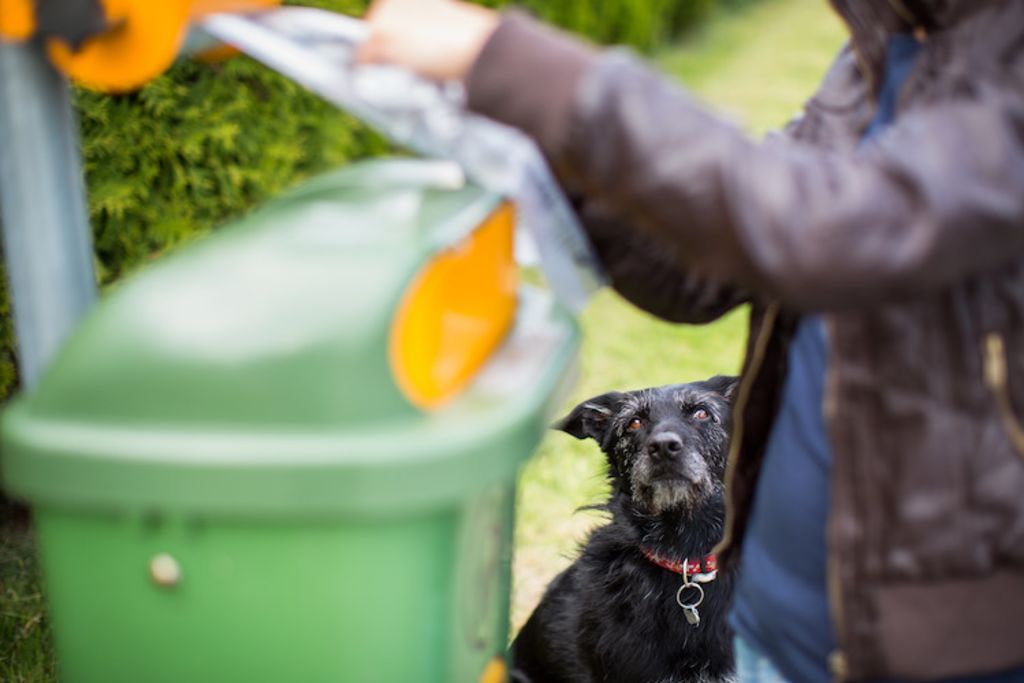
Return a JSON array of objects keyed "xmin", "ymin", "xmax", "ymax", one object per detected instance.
[{"xmin": 359, "ymin": 1, "xmax": 1024, "ymax": 681}]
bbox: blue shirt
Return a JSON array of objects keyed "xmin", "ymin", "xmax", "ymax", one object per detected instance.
[
  {"xmin": 730, "ymin": 317, "xmax": 833, "ymax": 683},
  {"xmin": 729, "ymin": 34, "xmax": 1024, "ymax": 683}
]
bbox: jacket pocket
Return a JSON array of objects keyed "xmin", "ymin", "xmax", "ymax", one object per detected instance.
[{"xmin": 983, "ymin": 332, "xmax": 1024, "ymax": 459}]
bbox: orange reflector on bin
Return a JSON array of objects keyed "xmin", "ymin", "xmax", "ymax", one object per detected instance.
[{"xmin": 390, "ymin": 202, "xmax": 517, "ymax": 410}]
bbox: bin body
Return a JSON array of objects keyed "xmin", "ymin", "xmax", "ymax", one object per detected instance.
[
  {"xmin": 1, "ymin": 159, "xmax": 579, "ymax": 682},
  {"xmin": 35, "ymin": 485, "xmax": 514, "ymax": 683}
]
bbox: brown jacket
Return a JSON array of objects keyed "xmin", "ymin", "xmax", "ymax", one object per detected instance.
[{"xmin": 465, "ymin": 1, "xmax": 1024, "ymax": 679}]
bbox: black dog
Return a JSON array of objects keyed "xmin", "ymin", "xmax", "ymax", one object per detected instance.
[{"xmin": 511, "ymin": 376, "xmax": 739, "ymax": 683}]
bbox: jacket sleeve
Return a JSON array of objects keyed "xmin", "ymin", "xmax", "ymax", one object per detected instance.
[
  {"xmin": 574, "ymin": 195, "xmax": 749, "ymax": 323},
  {"xmin": 466, "ymin": 13, "xmax": 1024, "ymax": 310}
]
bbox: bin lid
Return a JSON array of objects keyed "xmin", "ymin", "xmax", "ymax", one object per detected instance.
[{"xmin": 0, "ymin": 159, "xmax": 579, "ymax": 516}]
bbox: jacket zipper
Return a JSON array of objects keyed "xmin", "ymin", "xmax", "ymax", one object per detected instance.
[
  {"xmin": 822, "ymin": 317, "xmax": 849, "ymax": 683},
  {"xmin": 983, "ymin": 332, "xmax": 1024, "ymax": 458},
  {"xmin": 716, "ymin": 302, "xmax": 779, "ymax": 555}
]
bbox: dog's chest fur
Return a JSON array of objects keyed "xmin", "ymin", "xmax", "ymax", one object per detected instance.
[{"xmin": 513, "ymin": 503, "xmax": 735, "ymax": 683}]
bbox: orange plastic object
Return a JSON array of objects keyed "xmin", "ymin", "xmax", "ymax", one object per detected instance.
[
  {"xmin": 0, "ymin": 0, "xmax": 35, "ymax": 41},
  {"xmin": 390, "ymin": 203, "xmax": 518, "ymax": 410},
  {"xmin": 478, "ymin": 657, "xmax": 508, "ymax": 683},
  {"xmin": 45, "ymin": 0, "xmax": 279, "ymax": 92}
]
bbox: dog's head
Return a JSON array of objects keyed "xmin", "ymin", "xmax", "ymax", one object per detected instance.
[{"xmin": 556, "ymin": 376, "xmax": 738, "ymax": 516}]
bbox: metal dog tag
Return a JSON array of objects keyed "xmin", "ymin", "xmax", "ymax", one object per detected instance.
[{"xmin": 676, "ymin": 581, "xmax": 705, "ymax": 627}]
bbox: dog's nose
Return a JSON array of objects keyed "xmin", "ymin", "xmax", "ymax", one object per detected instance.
[{"xmin": 647, "ymin": 433, "xmax": 684, "ymax": 460}]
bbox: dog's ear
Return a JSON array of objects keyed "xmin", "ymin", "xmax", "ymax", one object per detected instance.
[
  {"xmin": 553, "ymin": 391, "xmax": 626, "ymax": 442},
  {"xmin": 704, "ymin": 375, "xmax": 740, "ymax": 403}
]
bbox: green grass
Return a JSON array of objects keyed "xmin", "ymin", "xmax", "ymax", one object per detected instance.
[
  {"xmin": 0, "ymin": 510, "xmax": 54, "ymax": 682},
  {"xmin": 0, "ymin": 0, "xmax": 847, "ymax": 678},
  {"xmin": 510, "ymin": 0, "xmax": 846, "ymax": 631},
  {"xmin": 659, "ymin": 0, "xmax": 846, "ymax": 135}
]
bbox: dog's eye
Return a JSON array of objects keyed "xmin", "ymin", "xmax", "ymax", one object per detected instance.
[
  {"xmin": 627, "ymin": 417, "xmax": 644, "ymax": 431},
  {"xmin": 691, "ymin": 407, "xmax": 711, "ymax": 421}
]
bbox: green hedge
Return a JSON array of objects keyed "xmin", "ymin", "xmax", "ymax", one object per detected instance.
[
  {"xmin": 0, "ymin": 0, "xmax": 725, "ymax": 399},
  {"xmin": 81, "ymin": 49, "xmax": 387, "ymax": 286},
  {"xmin": 84, "ymin": 0, "xmax": 382, "ymax": 286}
]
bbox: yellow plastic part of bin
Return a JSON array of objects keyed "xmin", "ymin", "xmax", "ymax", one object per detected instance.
[{"xmin": 390, "ymin": 202, "xmax": 518, "ymax": 410}]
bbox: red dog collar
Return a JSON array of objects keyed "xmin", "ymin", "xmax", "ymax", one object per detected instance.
[{"xmin": 641, "ymin": 547, "xmax": 718, "ymax": 582}]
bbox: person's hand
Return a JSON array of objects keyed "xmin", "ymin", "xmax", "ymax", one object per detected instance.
[{"xmin": 358, "ymin": 0, "xmax": 500, "ymax": 82}]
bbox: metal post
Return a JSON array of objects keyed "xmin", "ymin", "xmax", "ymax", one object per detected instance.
[{"xmin": 0, "ymin": 39, "xmax": 97, "ymax": 388}]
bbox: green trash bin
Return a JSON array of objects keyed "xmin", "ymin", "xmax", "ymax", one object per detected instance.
[{"xmin": 0, "ymin": 158, "xmax": 579, "ymax": 683}]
